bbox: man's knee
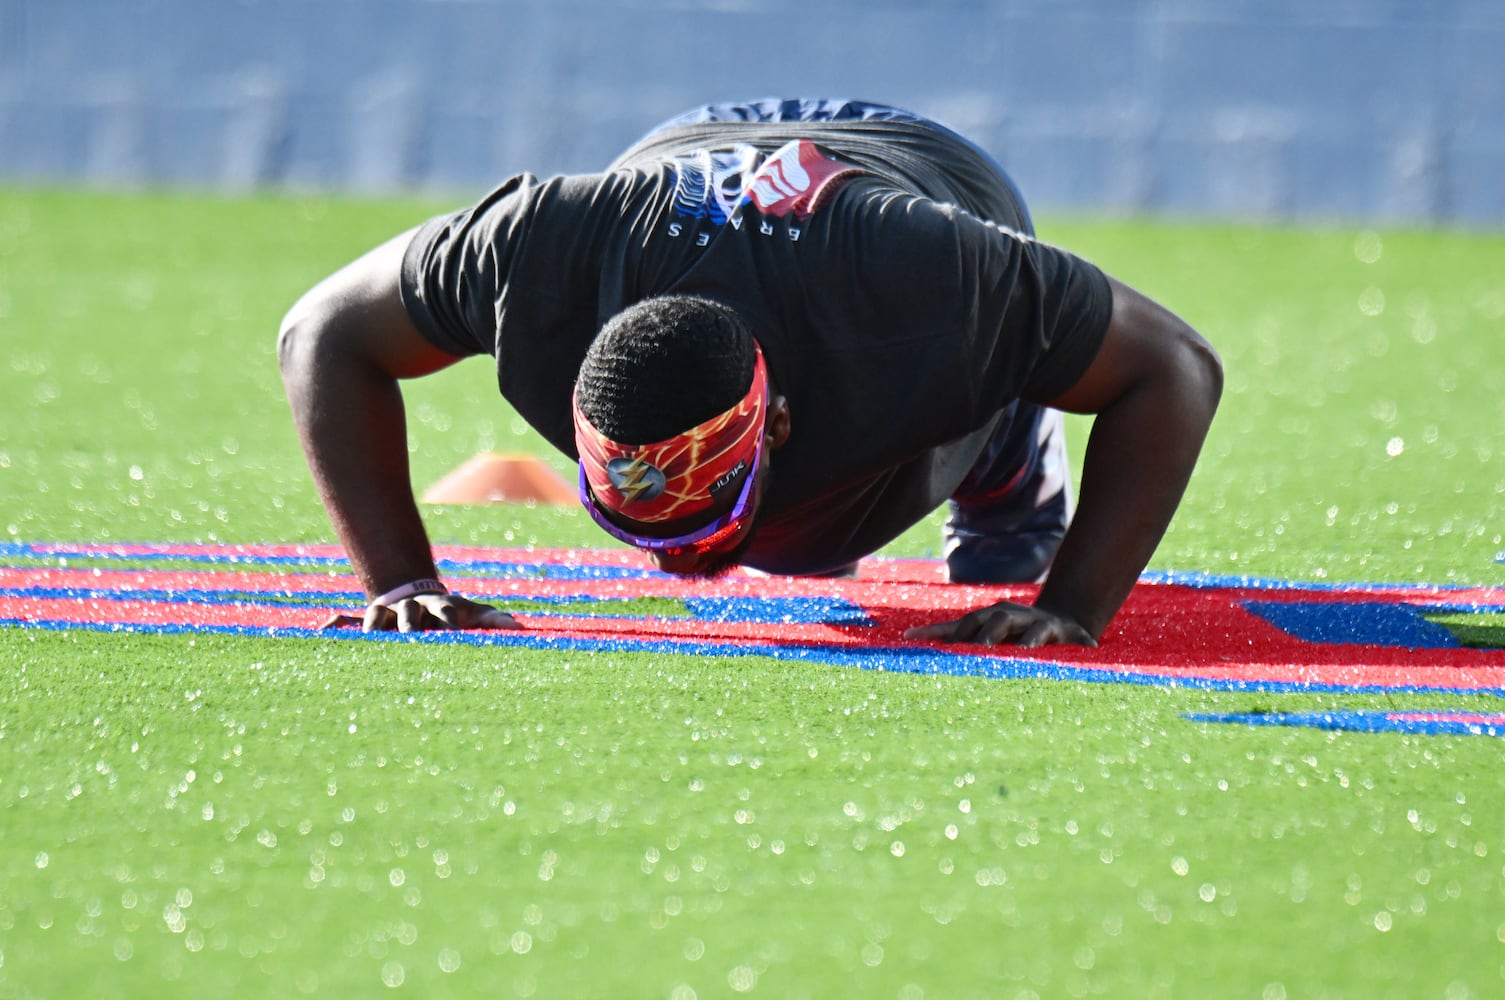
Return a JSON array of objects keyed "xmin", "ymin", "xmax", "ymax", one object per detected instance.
[{"xmin": 944, "ymin": 408, "xmax": 1073, "ymax": 584}]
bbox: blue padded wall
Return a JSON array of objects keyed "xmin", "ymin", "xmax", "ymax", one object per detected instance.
[{"xmin": 1, "ymin": 0, "xmax": 1501, "ymax": 224}]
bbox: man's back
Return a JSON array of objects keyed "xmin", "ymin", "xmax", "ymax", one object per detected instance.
[{"xmin": 399, "ymin": 116, "xmax": 1112, "ymax": 572}]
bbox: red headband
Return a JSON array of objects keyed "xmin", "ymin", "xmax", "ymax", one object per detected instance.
[{"xmin": 573, "ymin": 345, "xmax": 768, "ymax": 524}]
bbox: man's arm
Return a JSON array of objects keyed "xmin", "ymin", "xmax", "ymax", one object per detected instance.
[
  {"xmin": 906, "ymin": 274, "xmax": 1223, "ymax": 647},
  {"xmin": 277, "ymin": 228, "xmax": 519, "ymax": 632}
]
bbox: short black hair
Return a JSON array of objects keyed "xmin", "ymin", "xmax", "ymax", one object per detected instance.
[{"xmin": 575, "ymin": 295, "xmax": 756, "ymax": 445}]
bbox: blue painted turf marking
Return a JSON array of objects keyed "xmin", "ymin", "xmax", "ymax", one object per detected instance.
[
  {"xmin": 1140, "ymin": 569, "xmax": 1491, "ymax": 594},
  {"xmin": 1243, "ymin": 601, "xmax": 1465, "ymax": 649},
  {"xmin": 0, "ymin": 542, "xmax": 351, "ymax": 569},
  {"xmin": 8, "ymin": 616, "xmax": 1505, "ymax": 698},
  {"xmin": 0, "ymin": 585, "xmax": 871, "ymax": 627},
  {"xmin": 684, "ymin": 596, "xmax": 872, "ymax": 626},
  {"xmin": 1185, "ymin": 711, "xmax": 1505, "ymax": 738},
  {"xmin": 0, "ymin": 585, "xmax": 359, "ymax": 604}
]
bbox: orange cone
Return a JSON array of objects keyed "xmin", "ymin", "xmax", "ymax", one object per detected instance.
[{"xmin": 421, "ymin": 453, "xmax": 576, "ymax": 506}]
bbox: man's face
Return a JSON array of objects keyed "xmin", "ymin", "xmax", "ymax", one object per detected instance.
[
  {"xmin": 642, "ymin": 460, "xmax": 770, "ymax": 577},
  {"xmin": 591, "ymin": 456, "xmax": 770, "ymax": 578}
]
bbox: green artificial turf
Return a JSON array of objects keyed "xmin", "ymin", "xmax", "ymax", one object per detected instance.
[
  {"xmin": 1427, "ymin": 611, "xmax": 1505, "ymax": 651},
  {"xmin": 6, "ymin": 631, "xmax": 1503, "ymax": 998},
  {"xmin": 2, "ymin": 187, "xmax": 1504, "ymax": 998}
]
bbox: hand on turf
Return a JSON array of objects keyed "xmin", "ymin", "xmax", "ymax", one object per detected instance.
[
  {"xmin": 903, "ymin": 600, "xmax": 1097, "ymax": 648},
  {"xmin": 323, "ymin": 593, "xmax": 522, "ymax": 633}
]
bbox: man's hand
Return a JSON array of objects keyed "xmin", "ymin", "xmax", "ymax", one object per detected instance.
[
  {"xmin": 904, "ymin": 601, "xmax": 1097, "ymax": 648},
  {"xmin": 323, "ymin": 593, "xmax": 522, "ymax": 633}
]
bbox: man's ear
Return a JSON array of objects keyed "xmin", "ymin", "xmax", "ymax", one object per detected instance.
[{"xmin": 766, "ymin": 395, "xmax": 792, "ymax": 449}]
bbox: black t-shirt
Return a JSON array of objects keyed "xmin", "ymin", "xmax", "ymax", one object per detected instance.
[{"xmin": 400, "ymin": 118, "xmax": 1113, "ymax": 574}]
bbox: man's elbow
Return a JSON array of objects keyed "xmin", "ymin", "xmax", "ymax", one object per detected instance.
[
  {"xmin": 276, "ymin": 294, "xmax": 332, "ymax": 390},
  {"xmin": 276, "ymin": 318, "xmax": 313, "ymax": 404},
  {"xmin": 1176, "ymin": 327, "xmax": 1224, "ymax": 416},
  {"xmin": 276, "ymin": 309, "xmax": 303, "ymax": 381}
]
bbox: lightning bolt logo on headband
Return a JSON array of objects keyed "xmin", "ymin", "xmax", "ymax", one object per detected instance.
[
  {"xmin": 573, "ymin": 345, "xmax": 768, "ymax": 524},
  {"xmin": 606, "ymin": 457, "xmax": 668, "ymax": 503}
]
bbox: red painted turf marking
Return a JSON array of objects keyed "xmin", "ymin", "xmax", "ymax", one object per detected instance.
[{"xmin": 4, "ymin": 544, "xmax": 1504, "ymax": 693}]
